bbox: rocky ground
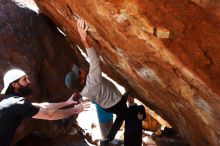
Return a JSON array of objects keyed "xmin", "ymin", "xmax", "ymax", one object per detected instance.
[{"xmin": 77, "ymin": 103, "xmax": 157, "ymax": 146}]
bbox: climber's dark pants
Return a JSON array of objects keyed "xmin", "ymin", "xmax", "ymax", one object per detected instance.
[
  {"xmin": 104, "ymin": 95, "xmax": 127, "ymax": 141},
  {"xmin": 124, "ymin": 133, "xmax": 142, "ymax": 146}
]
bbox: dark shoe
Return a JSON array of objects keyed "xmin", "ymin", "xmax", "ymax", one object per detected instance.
[{"xmin": 100, "ymin": 139, "xmax": 110, "ymax": 146}]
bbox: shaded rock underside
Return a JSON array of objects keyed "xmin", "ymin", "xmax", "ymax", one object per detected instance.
[{"xmin": 0, "ymin": 0, "xmax": 88, "ymax": 145}]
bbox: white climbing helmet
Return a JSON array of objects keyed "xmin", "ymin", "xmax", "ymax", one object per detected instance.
[{"xmin": 1, "ymin": 69, "xmax": 27, "ymax": 94}]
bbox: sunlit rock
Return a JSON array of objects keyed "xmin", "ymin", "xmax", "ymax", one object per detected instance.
[{"xmin": 34, "ymin": 0, "xmax": 220, "ymax": 146}]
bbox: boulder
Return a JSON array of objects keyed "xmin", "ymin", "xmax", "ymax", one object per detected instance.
[{"xmin": 33, "ymin": 0, "xmax": 220, "ymax": 146}]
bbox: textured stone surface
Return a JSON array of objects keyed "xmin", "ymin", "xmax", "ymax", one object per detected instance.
[
  {"xmin": 0, "ymin": 0, "xmax": 88, "ymax": 145},
  {"xmin": 34, "ymin": 0, "xmax": 220, "ymax": 146}
]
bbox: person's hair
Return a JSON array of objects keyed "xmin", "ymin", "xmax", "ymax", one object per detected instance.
[{"xmin": 5, "ymin": 79, "xmax": 19, "ymax": 95}]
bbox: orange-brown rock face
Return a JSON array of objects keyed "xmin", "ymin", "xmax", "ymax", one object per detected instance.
[{"xmin": 34, "ymin": 0, "xmax": 220, "ymax": 146}]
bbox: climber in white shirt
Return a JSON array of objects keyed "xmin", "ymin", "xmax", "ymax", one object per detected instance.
[{"xmin": 65, "ymin": 18, "xmax": 128, "ymax": 145}]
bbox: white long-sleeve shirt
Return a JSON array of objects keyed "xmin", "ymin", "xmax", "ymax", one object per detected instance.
[{"xmin": 80, "ymin": 48, "xmax": 122, "ymax": 109}]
